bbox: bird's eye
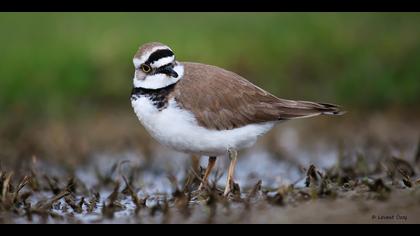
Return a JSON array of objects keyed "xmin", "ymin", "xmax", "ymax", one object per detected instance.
[{"xmin": 140, "ymin": 64, "xmax": 151, "ymax": 73}]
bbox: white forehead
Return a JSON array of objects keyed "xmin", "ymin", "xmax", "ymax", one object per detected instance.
[{"xmin": 133, "ymin": 46, "xmax": 172, "ymax": 68}]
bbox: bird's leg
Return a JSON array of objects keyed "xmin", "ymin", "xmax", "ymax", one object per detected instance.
[
  {"xmin": 224, "ymin": 148, "xmax": 238, "ymax": 196},
  {"xmin": 191, "ymin": 155, "xmax": 200, "ymax": 174},
  {"xmin": 198, "ymin": 156, "xmax": 217, "ymax": 191}
]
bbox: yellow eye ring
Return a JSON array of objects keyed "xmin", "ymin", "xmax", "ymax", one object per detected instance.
[{"xmin": 141, "ymin": 64, "xmax": 151, "ymax": 73}]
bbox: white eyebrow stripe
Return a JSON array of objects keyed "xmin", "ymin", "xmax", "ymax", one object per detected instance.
[{"xmin": 150, "ymin": 56, "xmax": 175, "ymax": 68}]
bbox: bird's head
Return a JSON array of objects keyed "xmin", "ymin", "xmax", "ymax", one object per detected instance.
[{"xmin": 133, "ymin": 42, "xmax": 184, "ymax": 89}]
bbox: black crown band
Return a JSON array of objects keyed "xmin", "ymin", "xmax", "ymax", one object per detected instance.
[{"xmin": 145, "ymin": 49, "xmax": 174, "ymax": 65}]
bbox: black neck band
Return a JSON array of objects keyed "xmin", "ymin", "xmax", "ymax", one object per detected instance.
[{"xmin": 130, "ymin": 83, "xmax": 177, "ymax": 110}]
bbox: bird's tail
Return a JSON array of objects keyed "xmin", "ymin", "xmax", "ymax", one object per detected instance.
[
  {"xmin": 275, "ymin": 99, "xmax": 346, "ymax": 120},
  {"xmin": 311, "ymin": 102, "xmax": 346, "ymax": 116}
]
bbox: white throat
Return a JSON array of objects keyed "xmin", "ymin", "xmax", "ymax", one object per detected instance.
[{"xmin": 133, "ymin": 63, "xmax": 184, "ymax": 89}]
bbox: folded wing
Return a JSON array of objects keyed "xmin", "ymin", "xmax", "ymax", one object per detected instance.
[{"xmin": 175, "ymin": 62, "xmax": 344, "ymax": 131}]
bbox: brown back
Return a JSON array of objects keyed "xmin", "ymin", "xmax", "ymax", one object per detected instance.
[{"xmin": 173, "ymin": 62, "xmax": 342, "ymax": 130}]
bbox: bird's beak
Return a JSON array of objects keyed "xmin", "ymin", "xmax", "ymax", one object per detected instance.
[
  {"xmin": 156, "ymin": 64, "xmax": 179, "ymax": 78},
  {"xmin": 167, "ymin": 67, "xmax": 178, "ymax": 78}
]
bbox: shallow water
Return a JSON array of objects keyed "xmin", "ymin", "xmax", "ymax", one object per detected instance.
[{"xmin": 2, "ymin": 113, "xmax": 420, "ymax": 223}]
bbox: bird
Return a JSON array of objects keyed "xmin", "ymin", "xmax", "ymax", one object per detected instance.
[{"xmin": 130, "ymin": 42, "xmax": 344, "ymax": 196}]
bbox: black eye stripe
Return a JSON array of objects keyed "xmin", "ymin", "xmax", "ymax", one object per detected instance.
[{"xmin": 145, "ymin": 49, "xmax": 174, "ymax": 65}]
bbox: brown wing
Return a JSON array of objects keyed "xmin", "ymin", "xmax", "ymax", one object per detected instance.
[{"xmin": 174, "ymin": 62, "xmax": 343, "ymax": 130}]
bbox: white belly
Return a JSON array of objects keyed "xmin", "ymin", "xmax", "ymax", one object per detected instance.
[{"xmin": 131, "ymin": 97, "xmax": 276, "ymax": 156}]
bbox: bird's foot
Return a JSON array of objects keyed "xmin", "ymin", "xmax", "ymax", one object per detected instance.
[
  {"xmin": 197, "ymin": 181, "xmax": 208, "ymax": 192},
  {"xmin": 223, "ymin": 180, "xmax": 241, "ymax": 199}
]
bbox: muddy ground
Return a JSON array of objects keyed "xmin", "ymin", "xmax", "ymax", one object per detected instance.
[{"xmin": 1, "ymin": 109, "xmax": 420, "ymax": 224}]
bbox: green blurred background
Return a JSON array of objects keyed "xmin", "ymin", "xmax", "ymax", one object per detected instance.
[{"xmin": 1, "ymin": 13, "xmax": 420, "ymax": 120}]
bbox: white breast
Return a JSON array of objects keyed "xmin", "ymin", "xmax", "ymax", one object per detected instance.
[{"xmin": 131, "ymin": 97, "xmax": 276, "ymax": 156}]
